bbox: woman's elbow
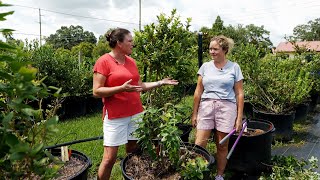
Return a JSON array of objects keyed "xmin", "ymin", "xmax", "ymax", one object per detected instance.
[{"xmin": 92, "ymin": 89, "xmax": 101, "ymax": 98}]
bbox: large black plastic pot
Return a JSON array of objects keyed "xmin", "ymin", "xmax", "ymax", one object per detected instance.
[
  {"xmin": 86, "ymin": 95, "xmax": 103, "ymax": 114},
  {"xmin": 50, "ymin": 148, "xmax": 92, "ymax": 180},
  {"xmin": 309, "ymin": 92, "xmax": 320, "ymax": 112},
  {"xmin": 227, "ymin": 120, "xmax": 275, "ymax": 175},
  {"xmin": 294, "ymin": 102, "xmax": 310, "ymax": 121},
  {"xmin": 57, "ymin": 95, "xmax": 88, "ymax": 120},
  {"xmin": 121, "ymin": 143, "xmax": 215, "ymax": 180},
  {"xmin": 253, "ymin": 109, "xmax": 294, "ymax": 141},
  {"xmin": 177, "ymin": 123, "xmax": 192, "ymax": 142},
  {"xmin": 243, "ymin": 100, "xmax": 253, "ymax": 118}
]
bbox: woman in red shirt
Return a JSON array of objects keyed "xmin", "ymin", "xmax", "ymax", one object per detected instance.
[{"xmin": 93, "ymin": 28, "xmax": 178, "ymax": 180}]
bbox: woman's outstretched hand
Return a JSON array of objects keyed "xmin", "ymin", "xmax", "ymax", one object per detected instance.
[
  {"xmin": 122, "ymin": 79, "xmax": 143, "ymax": 92},
  {"xmin": 160, "ymin": 77, "xmax": 179, "ymax": 86}
]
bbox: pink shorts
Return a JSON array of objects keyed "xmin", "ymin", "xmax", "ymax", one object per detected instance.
[{"xmin": 197, "ymin": 99, "xmax": 237, "ymax": 133}]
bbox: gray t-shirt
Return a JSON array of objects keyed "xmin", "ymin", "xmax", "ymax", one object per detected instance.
[{"xmin": 197, "ymin": 60, "xmax": 244, "ymax": 103}]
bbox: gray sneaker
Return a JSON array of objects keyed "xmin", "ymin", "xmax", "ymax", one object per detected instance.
[{"xmin": 215, "ymin": 175, "xmax": 224, "ymax": 180}]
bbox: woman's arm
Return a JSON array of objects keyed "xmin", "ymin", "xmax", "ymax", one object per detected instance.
[
  {"xmin": 138, "ymin": 77, "xmax": 179, "ymax": 91},
  {"xmin": 234, "ymin": 79, "xmax": 244, "ymax": 132},
  {"xmin": 192, "ymin": 76, "xmax": 204, "ymax": 128},
  {"xmin": 92, "ymin": 73, "xmax": 142, "ymax": 98}
]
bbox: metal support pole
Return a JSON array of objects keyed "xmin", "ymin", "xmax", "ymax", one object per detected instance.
[
  {"xmin": 39, "ymin": 8, "xmax": 42, "ymax": 46},
  {"xmin": 198, "ymin": 32, "xmax": 203, "ymax": 68}
]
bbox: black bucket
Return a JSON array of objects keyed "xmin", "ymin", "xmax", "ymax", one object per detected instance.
[
  {"xmin": 227, "ymin": 120, "xmax": 275, "ymax": 175},
  {"xmin": 50, "ymin": 148, "xmax": 92, "ymax": 180},
  {"xmin": 121, "ymin": 143, "xmax": 215, "ymax": 180},
  {"xmin": 253, "ymin": 109, "xmax": 294, "ymax": 141}
]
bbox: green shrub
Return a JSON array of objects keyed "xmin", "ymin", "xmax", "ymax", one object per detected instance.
[
  {"xmin": 133, "ymin": 9, "xmax": 198, "ymax": 108},
  {"xmin": 259, "ymin": 156, "xmax": 320, "ymax": 179},
  {"xmin": 0, "ymin": 4, "xmax": 62, "ymax": 179}
]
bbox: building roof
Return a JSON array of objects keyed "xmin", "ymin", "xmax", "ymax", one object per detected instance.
[{"xmin": 275, "ymin": 41, "xmax": 320, "ymax": 53}]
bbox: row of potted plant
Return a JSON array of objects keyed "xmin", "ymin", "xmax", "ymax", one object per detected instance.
[{"xmin": 231, "ymin": 43, "xmax": 320, "ymax": 141}]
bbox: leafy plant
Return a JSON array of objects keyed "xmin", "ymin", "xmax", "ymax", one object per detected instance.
[
  {"xmin": 133, "ymin": 9, "xmax": 198, "ymax": 108},
  {"xmin": 304, "ymin": 53, "xmax": 320, "ymax": 93},
  {"xmin": 135, "ymin": 104, "xmax": 182, "ymax": 165},
  {"xmin": 19, "ymin": 44, "xmax": 93, "ymax": 96},
  {"xmin": 259, "ymin": 155, "xmax": 320, "ymax": 179},
  {"xmin": 134, "ymin": 103, "xmax": 208, "ymax": 179},
  {"xmin": 251, "ymin": 55, "xmax": 312, "ymax": 113},
  {"xmin": 0, "ymin": 4, "xmax": 62, "ymax": 179},
  {"xmin": 181, "ymin": 157, "xmax": 209, "ymax": 180}
]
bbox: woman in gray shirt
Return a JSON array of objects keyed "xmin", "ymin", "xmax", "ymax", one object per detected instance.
[{"xmin": 192, "ymin": 35, "xmax": 244, "ymax": 180}]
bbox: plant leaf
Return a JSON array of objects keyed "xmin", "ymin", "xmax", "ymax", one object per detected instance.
[
  {"xmin": 10, "ymin": 152, "xmax": 25, "ymax": 161},
  {"xmin": 0, "ymin": 11, "xmax": 14, "ymax": 21},
  {"xmin": 5, "ymin": 133, "xmax": 19, "ymax": 147},
  {"xmin": 0, "ymin": 41, "xmax": 15, "ymax": 50}
]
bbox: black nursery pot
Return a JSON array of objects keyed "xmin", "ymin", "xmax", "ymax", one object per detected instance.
[
  {"xmin": 50, "ymin": 148, "xmax": 92, "ymax": 180},
  {"xmin": 294, "ymin": 102, "xmax": 310, "ymax": 121},
  {"xmin": 227, "ymin": 120, "xmax": 275, "ymax": 175},
  {"xmin": 243, "ymin": 100, "xmax": 253, "ymax": 118},
  {"xmin": 253, "ymin": 108, "xmax": 295, "ymax": 141},
  {"xmin": 121, "ymin": 143, "xmax": 215, "ymax": 180},
  {"xmin": 177, "ymin": 123, "xmax": 192, "ymax": 142}
]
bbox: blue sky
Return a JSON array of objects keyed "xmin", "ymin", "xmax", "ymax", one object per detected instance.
[{"xmin": 1, "ymin": 0, "xmax": 320, "ymax": 46}]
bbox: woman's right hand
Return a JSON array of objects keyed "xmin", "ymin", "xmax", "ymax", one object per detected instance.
[
  {"xmin": 191, "ymin": 113, "xmax": 197, "ymax": 128},
  {"xmin": 122, "ymin": 79, "xmax": 143, "ymax": 92}
]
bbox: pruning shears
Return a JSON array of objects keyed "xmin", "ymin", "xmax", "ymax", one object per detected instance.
[{"xmin": 219, "ymin": 119, "xmax": 248, "ymax": 160}]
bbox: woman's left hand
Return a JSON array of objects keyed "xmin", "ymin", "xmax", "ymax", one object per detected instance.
[
  {"xmin": 235, "ymin": 118, "xmax": 243, "ymax": 132},
  {"xmin": 160, "ymin": 78, "xmax": 179, "ymax": 86}
]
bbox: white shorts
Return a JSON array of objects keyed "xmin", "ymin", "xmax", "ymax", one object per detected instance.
[{"xmin": 103, "ymin": 111, "xmax": 143, "ymax": 146}]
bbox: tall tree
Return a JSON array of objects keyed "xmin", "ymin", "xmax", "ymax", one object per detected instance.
[
  {"xmin": 211, "ymin": 16, "xmax": 225, "ymax": 35},
  {"xmin": 199, "ymin": 16, "xmax": 272, "ymax": 58},
  {"xmin": 292, "ymin": 18, "xmax": 320, "ymax": 41},
  {"xmin": 45, "ymin": 25, "xmax": 97, "ymax": 50}
]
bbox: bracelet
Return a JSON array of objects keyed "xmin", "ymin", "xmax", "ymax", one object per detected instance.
[{"xmin": 157, "ymin": 81, "xmax": 163, "ymax": 87}]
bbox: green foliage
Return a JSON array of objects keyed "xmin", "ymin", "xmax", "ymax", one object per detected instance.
[
  {"xmin": 19, "ymin": 44, "xmax": 92, "ymax": 96},
  {"xmin": 304, "ymin": 53, "xmax": 320, "ymax": 92},
  {"xmin": 200, "ymin": 16, "xmax": 273, "ymax": 58},
  {"xmin": 252, "ymin": 55, "xmax": 312, "ymax": 113},
  {"xmin": 0, "ymin": 5, "xmax": 62, "ymax": 179},
  {"xmin": 133, "ymin": 9, "xmax": 198, "ymax": 108},
  {"xmin": 135, "ymin": 104, "xmax": 182, "ymax": 164},
  {"xmin": 92, "ymin": 35, "xmax": 111, "ymax": 59},
  {"xmin": 180, "ymin": 157, "xmax": 209, "ymax": 180},
  {"xmin": 292, "ymin": 18, "xmax": 320, "ymax": 41},
  {"xmin": 135, "ymin": 103, "xmax": 208, "ymax": 179},
  {"xmin": 45, "ymin": 25, "xmax": 97, "ymax": 50},
  {"xmin": 229, "ymin": 43, "xmax": 260, "ymax": 99},
  {"xmin": 71, "ymin": 42, "xmax": 95, "ymax": 58},
  {"xmin": 259, "ymin": 156, "xmax": 320, "ymax": 179}
]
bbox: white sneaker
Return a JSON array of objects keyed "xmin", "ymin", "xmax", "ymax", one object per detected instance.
[{"xmin": 215, "ymin": 175, "xmax": 224, "ymax": 180}]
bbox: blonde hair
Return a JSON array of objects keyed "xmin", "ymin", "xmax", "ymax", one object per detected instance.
[{"xmin": 210, "ymin": 35, "xmax": 234, "ymax": 54}]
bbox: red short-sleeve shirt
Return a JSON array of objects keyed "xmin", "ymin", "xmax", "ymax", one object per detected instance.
[{"xmin": 93, "ymin": 54, "xmax": 143, "ymax": 120}]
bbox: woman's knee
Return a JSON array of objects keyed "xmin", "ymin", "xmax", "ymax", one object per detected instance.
[
  {"xmin": 216, "ymin": 143, "xmax": 228, "ymax": 152},
  {"xmin": 101, "ymin": 155, "xmax": 117, "ymax": 168}
]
